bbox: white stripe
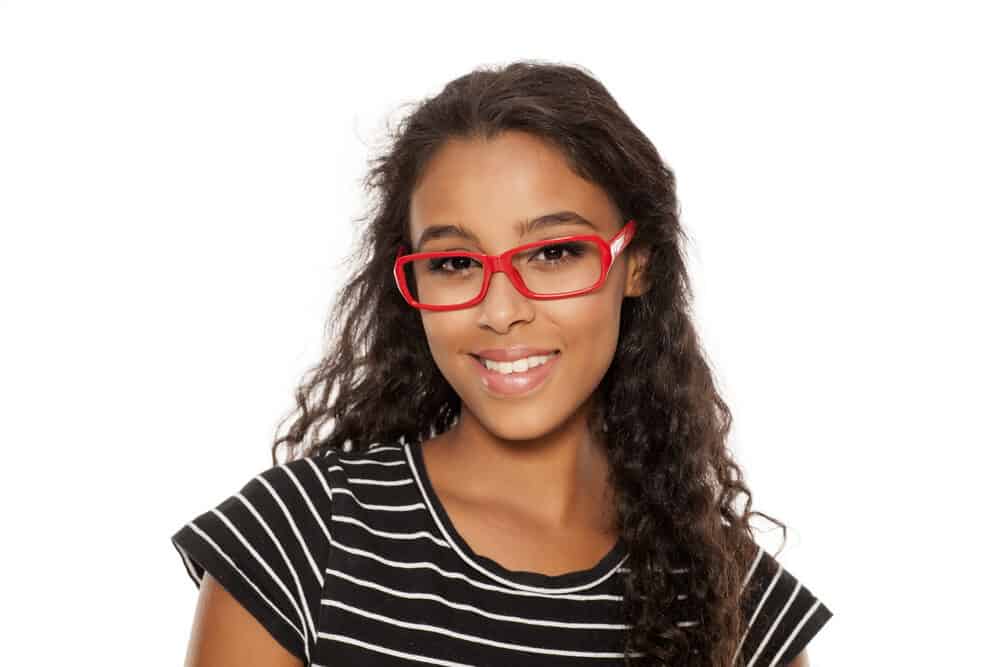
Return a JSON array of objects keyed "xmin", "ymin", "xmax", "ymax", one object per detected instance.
[
  {"xmin": 360, "ymin": 445, "xmax": 404, "ymax": 454},
  {"xmin": 768, "ymin": 598, "xmax": 823, "ymax": 667},
  {"xmin": 325, "ymin": 537, "xmax": 622, "ymax": 601},
  {"xmin": 317, "ymin": 633, "xmax": 474, "ymax": 666},
  {"xmin": 183, "ymin": 521, "xmax": 309, "ymax": 662},
  {"xmin": 176, "ymin": 544, "xmax": 201, "ymax": 585},
  {"xmin": 234, "ymin": 493, "xmax": 317, "ymax": 646},
  {"xmin": 331, "ymin": 485, "xmax": 426, "ymax": 511},
  {"xmin": 210, "ymin": 508, "xmax": 312, "ymax": 660},
  {"xmin": 324, "ymin": 567, "xmax": 630, "ymax": 630},
  {"xmin": 279, "ymin": 464, "xmax": 333, "ymax": 546},
  {"xmin": 335, "ymin": 458, "xmax": 408, "ymax": 467},
  {"xmin": 616, "ymin": 565, "xmax": 688, "ymax": 574},
  {"xmin": 747, "ymin": 578, "xmax": 801, "ymax": 667},
  {"xmin": 742, "ymin": 545, "xmax": 766, "ymax": 590},
  {"xmin": 734, "ymin": 556, "xmax": 783, "ymax": 662},
  {"xmin": 616, "ymin": 566, "xmax": 688, "ymax": 574},
  {"xmin": 255, "ymin": 474, "xmax": 324, "ymax": 586},
  {"xmin": 323, "ymin": 598, "xmax": 636, "ymax": 659},
  {"xmin": 304, "ymin": 456, "xmax": 332, "ymax": 500},
  {"xmin": 346, "ymin": 476, "xmax": 414, "ymax": 486},
  {"xmin": 329, "ymin": 513, "xmax": 451, "ymax": 549}
]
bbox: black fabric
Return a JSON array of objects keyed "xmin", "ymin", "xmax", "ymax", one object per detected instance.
[{"xmin": 171, "ymin": 443, "xmax": 832, "ymax": 666}]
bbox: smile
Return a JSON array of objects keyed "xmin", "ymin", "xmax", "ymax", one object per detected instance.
[
  {"xmin": 474, "ymin": 352, "xmax": 558, "ymax": 374},
  {"xmin": 468, "ymin": 351, "xmax": 561, "ymax": 396}
]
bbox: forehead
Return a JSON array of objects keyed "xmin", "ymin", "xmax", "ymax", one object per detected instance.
[{"xmin": 409, "ymin": 131, "xmax": 618, "ymax": 247}]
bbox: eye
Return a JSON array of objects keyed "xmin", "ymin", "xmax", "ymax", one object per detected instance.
[
  {"xmin": 428, "ymin": 256, "xmax": 480, "ymax": 272},
  {"xmin": 531, "ymin": 242, "xmax": 587, "ymax": 263}
]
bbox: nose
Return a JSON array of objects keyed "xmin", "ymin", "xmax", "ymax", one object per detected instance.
[{"xmin": 476, "ymin": 267, "xmax": 533, "ymax": 329}]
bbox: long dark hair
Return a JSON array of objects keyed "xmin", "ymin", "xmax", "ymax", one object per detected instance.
[{"xmin": 271, "ymin": 59, "xmax": 786, "ymax": 666}]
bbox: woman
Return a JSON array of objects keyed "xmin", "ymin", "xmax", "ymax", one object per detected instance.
[{"xmin": 172, "ymin": 60, "xmax": 832, "ymax": 666}]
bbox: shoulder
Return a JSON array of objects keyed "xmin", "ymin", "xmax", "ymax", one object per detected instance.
[
  {"xmin": 221, "ymin": 451, "xmax": 337, "ymax": 543},
  {"xmin": 171, "ymin": 448, "xmax": 342, "ymax": 663},
  {"xmin": 324, "ymin": 442, "xmax": 411, "ymax": 488}
]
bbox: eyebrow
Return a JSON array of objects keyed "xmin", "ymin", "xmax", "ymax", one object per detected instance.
[{"xmin": 414, "ymin": 210, "xmax": 600, "ymax": 250}]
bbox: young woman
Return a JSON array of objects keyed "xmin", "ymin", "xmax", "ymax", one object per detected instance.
[{"xmin": 172, "ymin": 61, "xmax": 832, "ymax": 666}]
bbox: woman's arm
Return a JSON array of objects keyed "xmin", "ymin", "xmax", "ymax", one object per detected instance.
[
  {"xmin": 788, "ymin": 648, "xmax": 810, "ymax": 666},
  {"xmin": 182, "ymin": 573, "xmax": 305, "ymax": 667}
]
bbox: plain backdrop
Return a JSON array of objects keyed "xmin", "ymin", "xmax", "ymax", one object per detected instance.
[{"xmin": 2, "ymin": 1, "xmax": 997, "ymax": 664}]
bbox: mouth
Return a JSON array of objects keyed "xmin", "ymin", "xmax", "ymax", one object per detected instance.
[
  {"xmin": 467, "ymin": 351, "xmax": 561, "ymax": 396},
  {"xmin": 469, "ymin": 350, "xmax": 560, "ymax": 370}
]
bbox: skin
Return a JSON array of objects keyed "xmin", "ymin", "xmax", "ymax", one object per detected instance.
[
  {"xmin": 410, "ymin": 130, "xmax": 649, "ymax": 575},
  {"xmin": 183, "ymin": 573, "xmax": 301, "ymax": 667},
  {"xmin": 182, "ymin": 129, "xmax": 809, "ymax": 665}
]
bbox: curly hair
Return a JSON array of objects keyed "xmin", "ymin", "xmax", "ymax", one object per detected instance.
[{"xmin": 270, "ymin": 59, "xmax": 787, "ymax": 666}]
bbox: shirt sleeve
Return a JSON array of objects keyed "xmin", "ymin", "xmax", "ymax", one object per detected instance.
[
  {"xmin": 736, "ymin": 542, "xmax": 834, "ymax": 667},
  {"xmin": 170, "ymin": 452, "xmax": 334, "ymax": 664}
]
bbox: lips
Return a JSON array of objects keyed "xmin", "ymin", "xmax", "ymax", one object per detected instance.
[{"xmin": 468, "ymin": 350, "xmax": 560, "ymax": 396}]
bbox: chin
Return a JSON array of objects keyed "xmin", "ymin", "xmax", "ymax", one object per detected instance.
[{"xmin": 462, "ymin": 400, "xmax": 575, "ymax": 441}]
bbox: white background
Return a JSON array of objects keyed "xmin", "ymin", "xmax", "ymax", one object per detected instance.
[{"xmin": 2, "ymin": 1, "xmax": 997, "ymax": 664}]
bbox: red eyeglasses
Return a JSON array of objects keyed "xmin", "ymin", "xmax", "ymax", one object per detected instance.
[{"xmin": 394, "ymin": 219, "xmax": 637, "ymax": 311}]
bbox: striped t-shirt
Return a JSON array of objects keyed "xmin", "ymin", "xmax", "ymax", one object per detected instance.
[{"xmin": 171, "ymin": 442, "xmax": 833, "ymax": 666}]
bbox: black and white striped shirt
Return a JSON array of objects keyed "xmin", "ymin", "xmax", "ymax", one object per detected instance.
[{"xmin": 171, "ymin": 442, "xmax": 832, "ymax": 665}]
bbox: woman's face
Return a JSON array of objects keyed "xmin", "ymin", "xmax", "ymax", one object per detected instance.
[{"xmin": 408, "ymin": 130, "xmax": 648, "ymax": 444}]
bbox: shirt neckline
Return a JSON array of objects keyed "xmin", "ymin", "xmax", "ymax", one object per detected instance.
[{"xmin": 404, "ymin": 440, "xmax": 629, "ymax": 593}]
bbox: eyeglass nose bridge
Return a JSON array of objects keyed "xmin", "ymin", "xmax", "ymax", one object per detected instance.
[{"xmin": 474, "ymin": 252, "xmax": 534, "ymax": 303}]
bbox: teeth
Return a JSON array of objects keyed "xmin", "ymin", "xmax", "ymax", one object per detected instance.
[{"xmin": 481, "ymin": 353, "xmax": 557, "ymax": 374}]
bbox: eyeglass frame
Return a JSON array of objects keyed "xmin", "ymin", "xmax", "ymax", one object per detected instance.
[{"xmin": 394, "ymin": 219, "xmax": 637, "ymax": 311}]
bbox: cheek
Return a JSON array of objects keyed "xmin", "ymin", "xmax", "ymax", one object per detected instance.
[
  {"xmin": 548, "ymin": 293, "xmax": 622, "ymax": 360},
  {"xmin": 420, "ymin": 312, "xmax": 473, "ymax": 368},
  {"xmin": 421, "ymin": 311, "xmax": 469, "ymax": 340}
]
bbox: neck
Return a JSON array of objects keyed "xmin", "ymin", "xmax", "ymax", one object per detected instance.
[{"xmin": 431, "ymin": 405, "xmax": 616, "ymax": 535}]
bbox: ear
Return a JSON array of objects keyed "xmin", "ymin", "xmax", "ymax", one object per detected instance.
[{"xmin": 624, "ymin": 246, "xmax": 651, "ymax": 297}]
